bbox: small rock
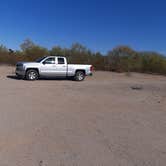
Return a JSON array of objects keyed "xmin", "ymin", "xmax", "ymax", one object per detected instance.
[
  {"xmin": 39, "ymin": 160, "xmax": 43, "ymax": 166},
  {"xmin": 39, "ymin": 160, "xmax": 48, "ymax": 166},
  {"xmin": 131, "ymin": 85, "xmax": 143, "ymax": 90}
]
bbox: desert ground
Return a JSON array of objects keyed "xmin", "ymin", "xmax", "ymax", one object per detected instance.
[{"xmin": 0, "ymin": 66, "xmax": 166, "ymax": 166}]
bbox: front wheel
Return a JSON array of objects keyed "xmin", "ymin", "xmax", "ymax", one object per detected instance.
[
  {"xmin": 74, "ymin": 71, "xmax": 85, "ymax": 81},
  {"xmin": 26, "ymin": 69, "xmax": 39, "ymax": 81}
]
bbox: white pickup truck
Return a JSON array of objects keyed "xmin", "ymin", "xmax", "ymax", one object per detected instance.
[{"xmin": 16, "ymin": 56, "xmax": 93, "ymax": 81}]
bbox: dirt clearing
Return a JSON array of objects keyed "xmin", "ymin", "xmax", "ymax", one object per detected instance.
[{"xmin": 0, "ymin": 66, "xmax": 166, "ymax": 166}]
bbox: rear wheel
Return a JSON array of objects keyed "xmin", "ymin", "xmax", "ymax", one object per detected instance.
[
  {"xmin": 26, "ymin": 69, "xmax": 39, "ymax": 81},
  {"xmin": 74, "ymin": 71, "xmax": 85, "ymax": 81}
]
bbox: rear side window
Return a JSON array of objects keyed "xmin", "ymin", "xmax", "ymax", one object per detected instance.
[{"xmin": 58, "ymin": 58, "xmax": 65, "ymax": 64}]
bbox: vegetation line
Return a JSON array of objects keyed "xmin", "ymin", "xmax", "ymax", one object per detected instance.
[{"xmin": 1, "ymin": 39, "xmax": 166, "ymax": 75}]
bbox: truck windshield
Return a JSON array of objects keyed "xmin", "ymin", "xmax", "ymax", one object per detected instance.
[{"xmin": 36, "ymin": 57, "xmax": 46, "ymax": 63}]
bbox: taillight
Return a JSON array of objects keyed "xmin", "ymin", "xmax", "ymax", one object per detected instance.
[{"xmin": 90, "ymin": 65, "xmax": 93, "ymax": 72}]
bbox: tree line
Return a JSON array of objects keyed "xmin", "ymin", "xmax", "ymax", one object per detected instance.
[{"xmin": 0, "ymin": 39, "xmax": 166, "ymax": 75}]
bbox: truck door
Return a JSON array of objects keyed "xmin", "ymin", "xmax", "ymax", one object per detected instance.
[
  {"xmin": 55, "ymin": 57, "xmax": 67, "ymax": 76},
  {"xmin": 40, "ymin": 57, "xmax": 56, "ymax": 76}
]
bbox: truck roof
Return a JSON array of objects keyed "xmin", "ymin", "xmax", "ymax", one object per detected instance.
[{"xmin": 47, "ymin": 56, "xmax": 65, "ymax": 58}]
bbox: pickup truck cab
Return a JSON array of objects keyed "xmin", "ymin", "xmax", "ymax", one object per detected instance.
[{"xmin": 16, "ymin": 56, "xmax": 93, "ymax": 81}]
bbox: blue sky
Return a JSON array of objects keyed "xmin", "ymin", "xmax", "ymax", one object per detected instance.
[{"xmin": 0, "ymin": 0, "xmax": 165, "ymax": 54}]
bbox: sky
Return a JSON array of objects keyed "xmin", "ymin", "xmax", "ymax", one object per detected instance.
[{"xmin": 0, "ymin": 0, "xmax": 165, "ymax": 54}]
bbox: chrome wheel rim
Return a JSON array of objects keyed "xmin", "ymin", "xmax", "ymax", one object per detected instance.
[
  {"xmin": 78, "ymin": 73, "xmax": 84, "ymax": 80},
  {"xmin": 28, "ymin": 71, "xmax": 37, "ymax": 80}
]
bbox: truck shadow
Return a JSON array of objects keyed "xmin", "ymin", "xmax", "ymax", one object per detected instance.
[
  {"xmin": 7, "ymin": 75, "xmax": 21, "ymax": 80},
  {"xmin": 7, "ymin": 75, "xmax": 73, "ymax": 81}
]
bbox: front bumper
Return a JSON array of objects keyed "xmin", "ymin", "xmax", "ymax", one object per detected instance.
[{"xmin": 15, "ymin": 68, "xmax": 26, "ymax": 76}]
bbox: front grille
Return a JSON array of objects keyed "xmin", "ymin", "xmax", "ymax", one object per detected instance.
[
  {"xmin": 16, "ymin": 64, "xmax": 23, "ymax": 68},
  {"xmin": 16, "ymin": 65, "xmax": 23, "ymax": 71}
]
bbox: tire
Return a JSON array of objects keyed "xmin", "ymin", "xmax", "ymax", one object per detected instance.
[
  {"xmin": 74, "ymin": 71, "xmax": 85, "ymax": 81},
  {"xmin": 26, "ymin": 69, "xmax": 39, "ymax": 81}
]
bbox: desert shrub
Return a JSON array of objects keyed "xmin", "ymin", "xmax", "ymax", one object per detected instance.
[
  {"xmin": 0, "ymin": 40, "xmax": 166, "ymax": 75},
  {"xmin": 107, "ymin": 46, "xmax": 139, "ymax": 72},
  {"xmin": 141, "ymin": 52, "xmax": 166, "ymax": 74}
]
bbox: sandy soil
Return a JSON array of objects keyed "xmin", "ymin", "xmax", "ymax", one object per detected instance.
[{"xmin": 0, "ymin": 66, "xmax": 166, "ymax": 166}]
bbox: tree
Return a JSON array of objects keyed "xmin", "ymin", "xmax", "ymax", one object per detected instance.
[
  {"xmin": 71, "ymin": 43, "xmax": 88, "ymax": 53},
  {"xmin": 23, "ymin": 46, "xmax": 48, "ymax": 61},
  {"xmin": 20, "ymin": 39, "xmax": 49, "ymax": 61},
  {"xmin": 107, "ymin": 46, "xmax": 140, "ymax": 72},
  {"xmin": 0, "ymin": 45, "xmax": 8, "ymax": 53},
  {"xmin": 50, "ymin": 46, "xmax": 65, "ymax": 56},
  {"xmin": 20, "ymin": 39, "xmax": 35, "ymax": 51}
]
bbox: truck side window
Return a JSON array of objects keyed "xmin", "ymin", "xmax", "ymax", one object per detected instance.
[
  {"xmin": 58, "ymin": 58, "xmax": 65, "ymax": 64},
  {"xmin": 43, "ymin": 58, "xmax": 55, "ymax": 64}
]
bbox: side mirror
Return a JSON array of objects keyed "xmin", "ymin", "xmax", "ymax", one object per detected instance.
[{"xmin": 42, "ymin": 62, "xmax": 46, "ymax": 65}]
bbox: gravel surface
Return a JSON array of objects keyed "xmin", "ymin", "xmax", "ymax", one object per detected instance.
[{"xmin": 0, "ymin": 66, "xmax": 166, "ymax": 166}]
